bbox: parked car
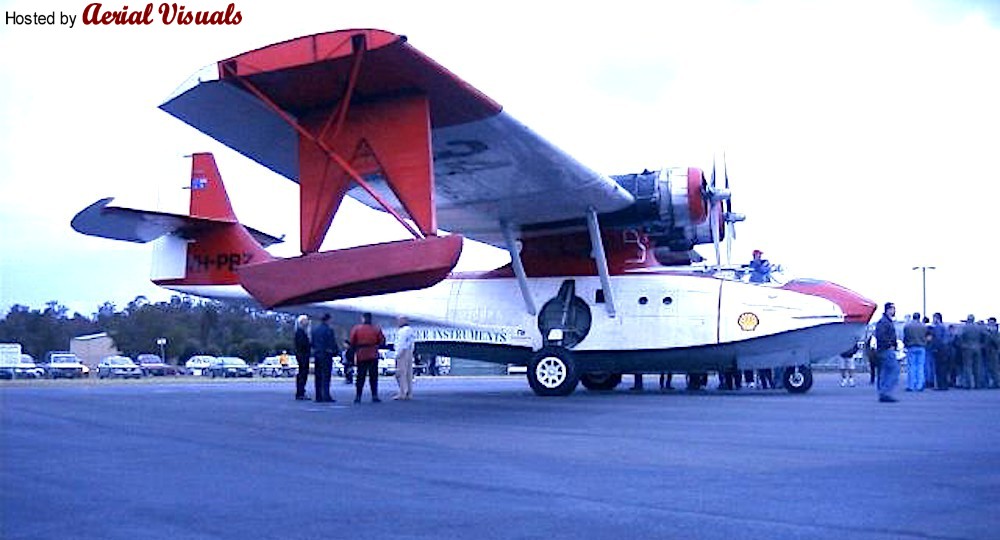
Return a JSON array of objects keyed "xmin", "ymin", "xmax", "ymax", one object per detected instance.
[
  {"xmin": 255, "ymin": 356, "xmax": 297, "ymax": 378},
  {"xmin": 208, "ymin": 357, "xmax": 253, "ymax": 378},
  {"xmin": 414, "ymin": 355, "xmax": 451, "ymax": 376},
  {"xmin": 0, "ymin": 352, "xmax": 45, "ymax": 379},
  {"xmin": 16, "ymin": 354, "xmax": 45, "ymax": 379},
  {"xmin": 435, "ymin": 356, "xmax": 451, "ymax": 375},
  {"xmin": 97, "ymin": 356, "xmax": 143, "ymax": 379},
  {"xmin": 185, "ymin": 355, "xmax": 216, "ymax": 376},
  {"xmin": 136, "ymin": 354, "xmax": 170, "ymax": 376},
  {"xmin": 378, "ymin": 351, "xmax": 396, "ymax": 376},
  {"xmin": 41, "ymin": 352, "xmax": 86, "ymax": 379}
]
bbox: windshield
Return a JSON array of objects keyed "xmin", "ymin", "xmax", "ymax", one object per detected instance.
[
  {"xmin": 108, "ymin": 357, "xmax": 133, "ymax": 365},
  {"xmin": 221, "ymin": 358, "xmax": 246, "ymax": 366}
]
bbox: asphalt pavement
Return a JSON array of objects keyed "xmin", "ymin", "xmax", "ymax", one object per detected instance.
[{"xmin": 2, "ymin": 373, "xmax": 999, "ymax": 540}]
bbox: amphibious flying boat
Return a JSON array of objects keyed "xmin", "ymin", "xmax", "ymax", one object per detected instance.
[{"xmin": 73, "ymin": 29, "xmax": 876, "ymax": 396}]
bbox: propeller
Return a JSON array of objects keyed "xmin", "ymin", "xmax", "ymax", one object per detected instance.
[
  {"xmin": 703, "ymin": 155, "xmax": 731, "ymax": 270},
  {"xmin": 720, "ymin": 153, "xmax": 745, "ymax": 266}
]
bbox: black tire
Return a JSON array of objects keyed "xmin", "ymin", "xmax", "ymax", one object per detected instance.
[
  {"xmin": 527, "ymin": 346, "xmax": 579, "ymax": 396},
  {"xmin": 579, "ymin": 372, "xmax": 622, "ymax": 391},
  {"xmin": 783, "ymin": 365, "xmax": 813, "ymax": 394},
  {"xmin": 686, "ymin": 373, "xmax": 707, "ymax": 390}
]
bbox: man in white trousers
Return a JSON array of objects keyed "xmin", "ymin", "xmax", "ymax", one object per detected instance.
[{"xmin": 393, "ymin": 316, "xmax": 416, "ymax": 400}]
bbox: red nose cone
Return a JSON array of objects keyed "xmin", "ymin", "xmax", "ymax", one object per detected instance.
[{"xmin": 781, "ymin": 280, "xmax": 877, "ymax": 323}]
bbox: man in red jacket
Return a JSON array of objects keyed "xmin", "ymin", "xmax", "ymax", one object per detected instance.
[{"xmin": 349, "ymin": 312, "xmax": 385, "ymax": 403}]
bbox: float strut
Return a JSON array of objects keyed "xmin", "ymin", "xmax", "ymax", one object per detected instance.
[
  {"xmin": 586, "ymin": 207, "xmax": 616, "ymax": 317},
  {"xmin": 501, "ymin": 220, "xmax": 536, "ymax": 316}
]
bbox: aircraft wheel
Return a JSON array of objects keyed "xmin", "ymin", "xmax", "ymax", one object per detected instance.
[
  {"xmin": 579, "ymin": 372, "xmax": 622, "ymax": 391},
  {"xmin": 527, "ymin": 346, "xmax": 579, "ymax": 397},
  {"xmin": 686, "ymin": 373, "xmax": 707, "ymax": 390},
  {"xmin": 783, "ymin": 365, "xmax": 813, "ymax": 394}
]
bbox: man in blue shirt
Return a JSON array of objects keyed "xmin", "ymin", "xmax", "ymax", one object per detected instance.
[
  {"xmin": 874, "ymin": 302, "xmax": 900, "ymax": 402},
  {"xmin": 748, "ymin": 250, "xmax": 773, "ymax": 283}
]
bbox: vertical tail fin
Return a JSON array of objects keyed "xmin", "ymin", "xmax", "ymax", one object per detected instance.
[
  {"xmin": 152, "ymin": 153, "xmax": 274, "ymax": 287},
  {"xmin": 189, "ymin": 152, "xmax": 237, "ymax": 221}
]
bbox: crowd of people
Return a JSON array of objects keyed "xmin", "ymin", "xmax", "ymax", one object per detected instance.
[
  {"xmin": 859, "ymin": 302, "xmax": 999, "ymax": 403},
  {"xmin": 293, "ymin": 312, "xmax": 416, "ymax": 404}
]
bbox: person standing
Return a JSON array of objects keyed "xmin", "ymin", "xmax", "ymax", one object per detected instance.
[
  {"xmin": 342, "ymin": 339, "xmax": 355, "ymax": 385},
  {"xmin": 311, "ymin": 314, "xmax": 339, "ymax": 403},
  {"xmin": 903, "ymin": 312, "xmax": 927, "ymax": 392},
  {"xmin": 838, "ymin": 343, "xmax": 858, "ymax": 387},
  {"xmin": 874, "ymin": 302, "xmax": 900, "ymax": 402},
  {"xmin": 864, "ymin": 332, "xmax": 878, "ymax": 386},
  {"xmin": 957, "ymin": 315, "xmax": 983, "ymax": 389},
  {"xmin": 927, "ymin": 313, "xmax": 952, "ymax": 390},
  {"xmin": 350, "ymin": 312, "xmax": 385, "ymax": 403},
  {"xmin": 985, "ymin": 317, "xmax": 999, "ymax": 388},
  {"xmin": 922, "ymin": 316, "xmax": 935, "ymax": 388},
  {"xmin": 293, "ymin": 315, "xmax": 311, "ymax": 401},
  {"xmin": 393, "ymin": 316, "xmax": 417, "ymax": 400}
]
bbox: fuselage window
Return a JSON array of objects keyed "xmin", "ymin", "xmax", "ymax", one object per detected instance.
[
  {"xmin": 595, "ymin": 289, "xmax": 605, "ymax": 304},
  {"xmin": 662, "ymin": 297, "xmax": 673, "ymax": 305},
  {"xmin": 638, "ymin": 296, "xmax": 648, "ymax": 305}
]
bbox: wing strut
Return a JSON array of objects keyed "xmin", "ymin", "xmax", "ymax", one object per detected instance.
[
  {"xmin": 586, "ymin": 208, "xmax": 616, "ymax": 317},
  {"xmin": 501, "ymin": 221, "xmax": 536, "ymax": 316},
  {"xmin": 219, "ymin": 54, "xmax": 427, "ymax": 250}
]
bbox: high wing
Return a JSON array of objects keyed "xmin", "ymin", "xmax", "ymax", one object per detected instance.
[{"xmin": 159, "ymin": 29, "xmax": 635, "ymax": 248}]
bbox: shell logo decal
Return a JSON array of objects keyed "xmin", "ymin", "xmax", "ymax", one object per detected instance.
[{"xmin": 738, "ymin": 312, "xmax": 760, "ymax": 331}]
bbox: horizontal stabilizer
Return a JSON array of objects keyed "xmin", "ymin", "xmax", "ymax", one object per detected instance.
[
  {"xmin": 238, "ymin": 235, "xmax": 463, "ymax": 308},
  {"xmin": 71, "ymin": 198, "xmax": 283, "ymax": 247}
]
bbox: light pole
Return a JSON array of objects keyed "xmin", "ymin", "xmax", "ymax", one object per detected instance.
[
  {"xmin": 156, "ymin": 337, "xmax": 167, "ymax": 362},
  {"xmin": 912, "ymin": 266, "xmax": 936, "ymax": 319}
]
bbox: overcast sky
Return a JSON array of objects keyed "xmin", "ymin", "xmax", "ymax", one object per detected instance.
[{"xmin": 1, "ymin": 0, "xmax": 997, "ymax": 321}]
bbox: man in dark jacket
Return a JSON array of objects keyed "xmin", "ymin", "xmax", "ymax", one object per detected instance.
[
  {"xmin": 927, "ymin": 313, "xmax": 952, "ymax": 390},
  {"xmin": 293, "ymin": 314, "xmax": 311, "ymax": 400},
  {"xmin": 874, "ymin": 302, "xmax": 900, "ymax": 402},
  {"xmin": 311, "ymin": 314, "xmax": 339, "ymax": 403},
  {"xmin": 957, "ymin": 315, "xmax": 984, "ymax": 389}
]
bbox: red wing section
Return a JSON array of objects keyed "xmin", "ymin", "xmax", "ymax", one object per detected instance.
[{"xmin": 160, "ymin": 28, "xmax": 635, "ymax": 249}]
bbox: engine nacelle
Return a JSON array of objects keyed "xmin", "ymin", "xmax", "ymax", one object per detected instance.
[{"xmin": 609, "ymin": 167, "xmax": 724, "ymax": 252}]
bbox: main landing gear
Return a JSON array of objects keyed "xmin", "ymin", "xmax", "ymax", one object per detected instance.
[{"xmin": 527, "ymin": 346, "xmax": 580, "ymax": 396}]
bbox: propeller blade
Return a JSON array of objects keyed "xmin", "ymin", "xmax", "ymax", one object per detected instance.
[
  {"xmin": 711, "ymin": 154, "xmax": 717, "ymax": 188},
  {"xmin": 723, "ymin": 152, "xmax": 732, "ymax": 213},
  {"xmin": 725, "ymin": 223, "xmax": 732, "ymax": 266},
  {"xmin": 710, "ymin": 204, "xmax": 721, "ymax": 269}
]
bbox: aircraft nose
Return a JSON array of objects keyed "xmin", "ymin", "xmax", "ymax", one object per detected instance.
[{"xmin": 781, "ymin": 280, "xmax": 877, "ymax": 323}]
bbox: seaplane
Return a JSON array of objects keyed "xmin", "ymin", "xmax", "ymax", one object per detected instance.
[{"xmin": 72, "ymin": 29, "xmax": 876, "ymax": 396}]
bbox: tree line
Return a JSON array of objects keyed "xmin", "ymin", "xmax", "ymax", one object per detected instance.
[{"xmin": 0, "ymin": 295, "xmax": 297, "ymax": 364}]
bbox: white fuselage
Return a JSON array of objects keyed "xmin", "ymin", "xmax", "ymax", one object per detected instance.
[{"xmin": 168, "ymin": 270, "xmax": 858, "ymax": 371}]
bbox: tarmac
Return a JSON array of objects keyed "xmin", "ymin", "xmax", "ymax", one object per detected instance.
[{"xmin": 2, "ymin": 372, "xmax": 999, "ymax": 540}]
